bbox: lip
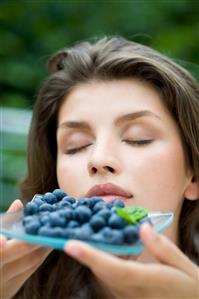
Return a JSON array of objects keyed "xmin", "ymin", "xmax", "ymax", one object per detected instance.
[{"xmin": 85, "ymin": 183, "xmax": 133, "ymax": 200}]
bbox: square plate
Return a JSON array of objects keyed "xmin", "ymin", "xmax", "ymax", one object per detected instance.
[{"xmin": 0, "ymin": 210, "xmax": 173, "ymax": 255}]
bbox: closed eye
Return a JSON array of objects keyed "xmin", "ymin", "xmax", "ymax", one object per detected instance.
[
  {"xmin": 64, "ymin": 144, "xmax": 92, "ymax": 154},
  {"xmin": 122, "ymin": 139, "xmax": 154, "ymax": 146}
]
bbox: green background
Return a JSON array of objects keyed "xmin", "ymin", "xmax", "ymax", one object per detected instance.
[{"xmin": 1, "ymin": 0, "xmax": 199, "ymax": 211}]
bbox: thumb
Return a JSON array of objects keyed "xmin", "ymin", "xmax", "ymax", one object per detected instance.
[
  {"xmin": 0, "ymin": 200, "xmax": 24, "ymax": 248},
  {"xmin": 7, "ymin": 199, "xmax": 24, "ymax": 212},
  {"xmin": 140, "ymin": 223, "xmax": 197, "ymax": 277}
]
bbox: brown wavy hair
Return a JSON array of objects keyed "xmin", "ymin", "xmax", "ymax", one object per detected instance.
[{"xmin": 15, "ymin": 36, "xmax": 199, "ymax": 299}]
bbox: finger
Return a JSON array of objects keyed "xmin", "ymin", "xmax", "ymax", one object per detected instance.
[
  {"xmin": 3, "ymin": 254, "xmax": 50, "ymax": 299},
  {"xmin": 0, "ymin": 235, "xmax": 7, "ymax": 249},
  {"xmin": 1, "ymin": 240, "xmax": 40, "ymax": 265},
  {"xmin": 64, "ymin": 240, "xmax": 144, "ymax": 288},
  {"xmin": 140, "ymin": 223, "xmax": 198, "ymax": 277},
  {"xmin": 3, "ymin": 247, "xmax": 51, "ymax": 282},
  {"xmin": 7, "ymin": 199, "xmax": 23, "ymax": 212}
]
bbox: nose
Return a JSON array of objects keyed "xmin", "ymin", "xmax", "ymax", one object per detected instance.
[{"xmin": 87, "ymin": 141, "xmax": 122, "ymax": 176}]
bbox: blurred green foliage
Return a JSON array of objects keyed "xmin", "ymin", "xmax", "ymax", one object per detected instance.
[
  {"xmin": 0, "ymin": 0, "xmax": 199, "ymax": 210},
  {"xmin": 1, "ymin": 0, "xmax": 199, "ymax": 108}
]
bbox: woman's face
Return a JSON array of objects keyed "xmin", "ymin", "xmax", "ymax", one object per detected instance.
[{"xmin": 56, "ymin": 79, "xmax": 192, "ymax": 243}]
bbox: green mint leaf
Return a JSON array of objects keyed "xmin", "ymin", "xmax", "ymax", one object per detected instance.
[{"xmin": 115, "ymin": 207, "xmax": 148, "ymax": 224}]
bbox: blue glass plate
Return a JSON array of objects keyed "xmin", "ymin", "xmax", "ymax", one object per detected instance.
[{"xmin": 0, "ymin": 209, "xmax": 173, "ymax": 255}]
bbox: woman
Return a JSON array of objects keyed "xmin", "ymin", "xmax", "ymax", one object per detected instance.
[{"xmin": 1, "ymin": 36, "xmax": 198, "ymax": 298}]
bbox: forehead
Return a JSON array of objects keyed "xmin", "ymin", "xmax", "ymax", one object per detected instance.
[{"xmin": 57, "ymin": 79, "xmax": 170, "ymax": 123}]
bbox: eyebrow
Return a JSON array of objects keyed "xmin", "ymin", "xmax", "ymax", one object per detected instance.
[
  {"xmin": 115, "ymin": 110, "xmax": 162, "ymax": 125},
  {"xmin": 58, "ymin": 120, "xmax": 90, "ymax": 130},
  {"xmin": 58, "ymin": 110, "xmax": 161, "ymax": 130}
]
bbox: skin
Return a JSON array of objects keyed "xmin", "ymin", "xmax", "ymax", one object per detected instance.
[{"xmin": 55, "ymin": 79, "xmax": 198, "ymax": 298}]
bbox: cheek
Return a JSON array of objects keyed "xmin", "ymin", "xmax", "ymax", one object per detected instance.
[
  {"xmin": 56, "ymin": 154, "xmax": 86, "ymax": 197},
  {"xmin": 125, "ymin": 141, "xmax": 187, "ymax": 211}
]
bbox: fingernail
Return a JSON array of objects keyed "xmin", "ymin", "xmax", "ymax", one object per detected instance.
[
  {"xmin": 141, "ymin": 223, "xmax": 157, "ymax": 243},
  {"xmin": 0, "ymin": 235, "xmax": 7, "ymax": 248},
  {"xmin": 65, "ymin": 242, "xmax": 81, "ymax": 258},
  {"xmin": 15, "ymin": 199, "xmax": 23, "ymax": 207}
]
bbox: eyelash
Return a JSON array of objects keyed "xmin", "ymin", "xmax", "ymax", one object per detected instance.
[
  {"xmin": 64, "ymin": 140, "xmax": 153, "ymax": 155},
  {"xmin": 122, "ymin": 139, "xmax": 153, "ymax": 146},
  {"xmin": 64, "ymin": 144, "xmax": 92, "ymax": 155}
]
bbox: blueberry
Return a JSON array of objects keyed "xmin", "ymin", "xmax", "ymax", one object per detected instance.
[
  {"xmin": 73, "ymin": 206, "xmax": 92, "ymax": 223},
  {"xmin": 67, "ymin": 220, "xmax": 80, "ymax": 228},
  {"xmin": 38, "ymin": 226, "xmax": 63, "ymax": 237},
  {"xmin": 39, "ymin": 203, "xmax": 54, "ymax": 212},
  {"xmin": 90, "ymin": 197, "xmax": 104, "ymax": 205},
  {"xmin": 88, "ymin": 197, "xmax": 104, "ymax": 209},
  {"xmin": 106, "ymin": 203, "xmax": 114, "ymax": 209},
  {"xmin": 32, "ymin": 196, "xmax": 44, "ymax": 207},
  {"xmin": 40, "ymin": 214, "xmax": 50, "ymax": 225},
  {"xmin": 38, "ymin": 226, "xmax": 52, "ymax": 236},
  {"xmin": 110, "ymin": 206, "xmax": 116, "ymax": 213},
  {"xmin": 91, "ymin": 233, "xmax": 106, "ymax": 243},
  {"xmin": 98, "ymin": 228, "xmax": 124, "ymax": 244},
  {"xmin": 49, "ymin": 227, "xmax": 64, "ymax": 237},
  {"xmin": 81, "ymin": 222, "xmax": 93, "ymax": 231},
  {"xmin": 81, "ymin": 223, "xmax": 94, "ymax": 238},
  {"xmin": 100, "ymin": 226, "xmax": 113, "ymax": 237},
  {"xmin": 123, "ymin": 225, "xmax": 139, "ymax": 244},
  {"xmin": 57, "ymin": 200, "xmax": 72, "ymax": 208},
  {"xmin": 25, "ymin": 220, "xmax": 40, "ymax": 235},
  {"xmin": 52, "ymin": 189, "xmax": 66, "ymax": 201},
  {"xmin": 52, "ymin": 203, "xmax": 60, "ymax": 210},
  {"xmin": 108, "ymin": 214, "xmax": 127, "ymax": 229},
  {"xmin": 22, "ymin": 215, "xmax": 36, "ymax": 225},
  {"xmin": 24, "ymin": 202, "xmax": 38, "ymax": 215},
  {"xmin": 62, "ymin": 196, "xmax": 76, "ymax": 204},
  {"xmin": 73, "ymin": 226, "xmax": 93, "ymax": 240},
  {"xmin": 72, "ymin": 201, "xmax": 78, "ymax": 209},
  {"xmin": 49, "ymin": 212, "xmax": 66, "ymax": 227},
  {"xmin": 93, "ymin": 202, "xmax": 107, "ymax": 213},
  {"xmin": 96, "ymin": 208, "xmax": 110, "ymax": 220},
  {"xmin": 49, "ymin": 211, "xmax": 60, "ymax": 218},
  {"xmin": 105, "ymin": 229, "xmax": 124, "ymax": 245},
  {"xmin": 111, "ymin": 199, "xmax": 125, "ymax": 208},
  {"xmin": 38, "ymin": 211, "xmax": 50, "ymax": 217},
  {"xmin": 43, "ymin": 192, "xmax": 57, "ymax": 204},
  {"xmin": 90, "ymin": 215, "xmax": 106, "ymax": 231},
  {"xmin": 60, "ymin": 228, "xmax": 74, "ymax": 238},
  {"xmin": 58, "ymin": 208, "xmax": 73, "ymax": 221},
  {"xmin": 77, "ymin": 198, "xmax": 92, "ymax": 208}
]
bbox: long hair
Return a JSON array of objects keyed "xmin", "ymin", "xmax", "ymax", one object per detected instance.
[{"xmin": 15, "ymin": 36, "xmax": 199, "ymax": 298}]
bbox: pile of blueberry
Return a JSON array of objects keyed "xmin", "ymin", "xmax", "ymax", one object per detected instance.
[{"xmin": 23, "ymin": 189, "xmax": 151, "ymax": 245}]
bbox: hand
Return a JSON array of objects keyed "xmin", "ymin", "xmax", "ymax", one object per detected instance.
[
  {"xmin": 0, "ymin": 200, "xmax": 52, "ymax": 299},
  {"xmin": 64, "ymin": 223, "xmax": 199, "ymax": 299}
]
